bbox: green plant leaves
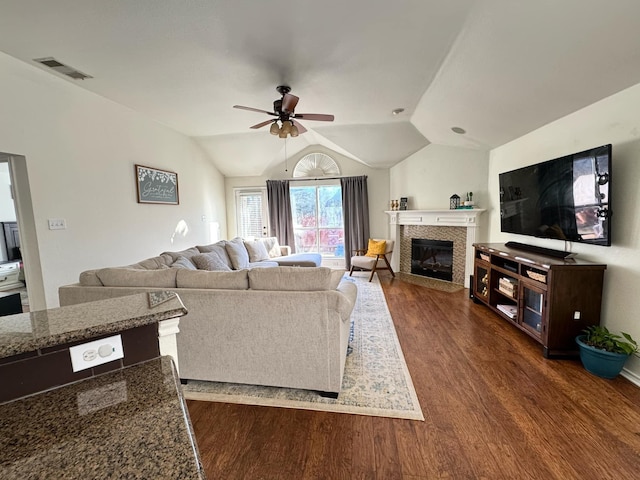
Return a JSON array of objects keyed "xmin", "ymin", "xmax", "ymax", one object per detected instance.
[{"xmin": 582, "ymin": 325, "xmax": 640, "ymax": 357}]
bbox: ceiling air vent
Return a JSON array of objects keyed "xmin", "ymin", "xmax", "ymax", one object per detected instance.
[{"xmin": 33, "ymin": 57, "xmax": 93, "ymax": 80}]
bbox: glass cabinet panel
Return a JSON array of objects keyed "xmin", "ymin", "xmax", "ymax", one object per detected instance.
[
  {"xmin": 474, "ymin": 265, "xmax": 489, "ymax": 301},
  {"xmin": 521, "ymin": 284, "xmax": 545, "ymax": 336}
]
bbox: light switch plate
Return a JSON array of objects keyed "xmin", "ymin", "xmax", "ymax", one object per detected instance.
[
  {"xmin": 48, "ymin": 218, "xmax": 67, "ymax": 230},
  {"xmin": 69, "ymin": 334, "xmax": 124, "ymax": 372}
]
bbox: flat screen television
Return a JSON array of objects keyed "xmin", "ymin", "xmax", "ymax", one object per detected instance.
[{"xmin": 499, "ymin": 144, "xmax": 611, "ymax": 246}]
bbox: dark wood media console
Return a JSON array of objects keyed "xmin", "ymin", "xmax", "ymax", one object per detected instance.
[{"xmin": 472, "ymin": 243, "xmax": 607, "ymax": 358}]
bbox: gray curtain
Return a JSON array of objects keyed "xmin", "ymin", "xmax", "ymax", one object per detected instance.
[
  {"xmin": 266, "ymin": 179, "xmax": 296, "ymax": 252},
  {"xmin": 341, "ymin": 175, "xmax": 370, "ymax": 269}
]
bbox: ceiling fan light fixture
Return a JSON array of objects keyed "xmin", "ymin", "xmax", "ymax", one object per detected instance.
[
  {"xmin": 290, "ymin": 124, "xmax": 299, "ymax": 137},
  {"xmin": 270, "ymin": 122, "xmax": 280, "ymax": 135},
  {"xmin": 281, "ymin": 120, "xmax": 292, "ymax": 135},
  {"xmin": 278, "ymin": 129, "xmax": 288, "ymax": 139}
]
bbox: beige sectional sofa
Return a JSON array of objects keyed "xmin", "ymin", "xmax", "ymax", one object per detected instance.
[{"xmin": 58, "ymin": 239, "xmax": 356, "ymax": 396}]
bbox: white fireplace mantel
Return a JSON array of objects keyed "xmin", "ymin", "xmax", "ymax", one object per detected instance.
[{"xmin": 385, "ymin": 209, "xmax": 486, "ymax": 287}]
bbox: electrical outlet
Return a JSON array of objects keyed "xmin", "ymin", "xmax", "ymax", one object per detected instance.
[
  {"xmin": 69, "ymin": 334, "xmax": 124, "ymax": 372},
  {"xmin": 48, "ymin": 218, "xmax": 67, "ymax": 230},
  {"xmin": 573, "ymin": 311, "xmax": 581, "ymax": 320}
]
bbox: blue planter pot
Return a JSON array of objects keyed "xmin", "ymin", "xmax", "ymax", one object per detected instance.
[{"xmin": 576, "ymin": 335, "xmax": 629, "ymax": 379}]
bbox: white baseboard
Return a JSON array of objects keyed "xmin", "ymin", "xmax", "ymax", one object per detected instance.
[{"xmin": 620, "ymin": 368, "xmax": 640, "ymax": 388}]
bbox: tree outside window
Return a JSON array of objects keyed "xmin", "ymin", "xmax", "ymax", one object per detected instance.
[{"xmin": 290, "ymin": 185, "xmax": 344, "ymax": 257}]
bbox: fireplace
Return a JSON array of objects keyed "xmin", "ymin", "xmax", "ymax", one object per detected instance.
[
  {"xmin": 411, "ymin": 239, "xmax": 454, "ymax": 281},
  {"xmin": 385, "ymin": 209, "xmax": 485, "ymax": 287}
]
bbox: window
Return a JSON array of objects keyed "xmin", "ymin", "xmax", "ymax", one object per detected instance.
[
  {"xmin": 290, "ymin": 184, "xmax": 344, "ymax": 257},
  {"xmin": 235, "ymin": 188, "xmax": 268, "ymax": 239}
]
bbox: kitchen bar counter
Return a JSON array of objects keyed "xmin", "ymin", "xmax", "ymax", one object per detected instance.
[
  {"xmin": 0, "ymin": 356, "xmax": 205, "ymax": 479},
  {"xmin": 0, "ymin": 291, "xmax": 187, "ymax": 359}
]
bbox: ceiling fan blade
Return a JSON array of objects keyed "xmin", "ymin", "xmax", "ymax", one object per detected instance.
[
  {"xmin": 291, "ymin": 119, "xmax": 307, "ymax": 134},
  {"xmin": 294, "ymin": 113, "xmax": 334, "ymax": 122},
  {"xmin": 281, "ymin": 94, "xmax": 299, "ymax": 113},
  {"xmin": 250, "ymin": 119, "xmax": 275, "ymax": 129},
  {"xmin": 233, "ymin": 105, "xmax": 276, "ymax": 116}
]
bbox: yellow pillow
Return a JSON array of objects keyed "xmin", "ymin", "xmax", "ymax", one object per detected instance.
[{"xmin": 365, "ymin": 239, "xmax": 386, "ymax": 257}]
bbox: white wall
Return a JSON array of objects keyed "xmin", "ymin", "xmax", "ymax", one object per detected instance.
[
  {"xmin": 225, "ymin": 145, "xmax": 390, "ymax": 240},
  {"xmin": 487, "ymin": 82, "xmax": 640, "ymax": 381},
  {"xmin": 390, "ymin": 143, "xmax": 490, "ymax": 237},
  {"xmin": 390, "ymin": 143, "xmax": 490, "ymax": 209},
  {"xmin": 0, "ymin": 52, "xmax": 227, "ymax": 307}
]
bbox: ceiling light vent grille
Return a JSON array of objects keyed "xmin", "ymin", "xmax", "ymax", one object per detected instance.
[{"xmin": 33, "ymin": 57, "xmax": 93, "ymax": 80}]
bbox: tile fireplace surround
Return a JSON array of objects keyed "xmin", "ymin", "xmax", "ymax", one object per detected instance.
[{"xmin": 385, "ymin": 209, "xmax": 486, "ymax": 288}]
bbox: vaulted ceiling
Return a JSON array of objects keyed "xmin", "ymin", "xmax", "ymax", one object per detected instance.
[{"xmin": 2, "ymin": 1, "xmax": 640, "ymax": 176}]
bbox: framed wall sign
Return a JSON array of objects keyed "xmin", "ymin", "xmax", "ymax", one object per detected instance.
[{"xmin": 135, "ymin": 165, "xmax": 179, "ymax": 205}]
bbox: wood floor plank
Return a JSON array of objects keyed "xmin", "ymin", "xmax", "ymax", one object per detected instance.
[{"xmin": 187, "ymin": 276, "xmax": 640, "ymax": 479}]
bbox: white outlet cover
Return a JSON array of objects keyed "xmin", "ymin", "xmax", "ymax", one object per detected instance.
[{"xmin": 69, "ymin": 334, "xmax": 124, "ymax": 372}]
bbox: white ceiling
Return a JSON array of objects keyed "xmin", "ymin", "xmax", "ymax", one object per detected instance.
[{"xmin": 2, "ymin": 0, "xmax": 640, "ymax": 176}]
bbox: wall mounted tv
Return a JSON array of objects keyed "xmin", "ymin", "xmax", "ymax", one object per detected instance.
[{"xmin": 499, "ymin": 144, "xmax": 611, "ymax": 246}]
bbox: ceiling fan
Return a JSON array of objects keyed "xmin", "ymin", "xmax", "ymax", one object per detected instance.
[{"xmin": 233, "ymin": 85, "xmax": 334, "ymax": 138}]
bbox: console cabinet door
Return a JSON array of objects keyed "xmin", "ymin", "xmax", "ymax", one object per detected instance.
[
  {"xmin": 473, "ymin": 262, "xmax": 490, "ymax": 304},
  {"xmin": 519, "ymin": 281, "xmax": 547, "ymax": 342}
]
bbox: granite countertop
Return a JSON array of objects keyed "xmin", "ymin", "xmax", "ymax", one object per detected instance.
[
  {"xmin": 0, "ymin": 292, "xmax": 187, "ymax": 359},
  {"xmin": 0, "ymin": 356, "xmax": 205, "ymax": 479}
]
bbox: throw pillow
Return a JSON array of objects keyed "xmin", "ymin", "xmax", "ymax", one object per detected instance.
[
  {"xmin": 191, "ymin": 252, "xmax": 232, "ymax": 271},
  {"xmin": 196, "ymin": 241, "xmax": 233, "ymax": 269},
  {"xmin": 171, "ymin": 256, "xmax": 197, "ymax": 270},
  {"xmin": 261, "ymin": 237, "xmax": 282, "ymax": 258},
  {"xmin": 244, "ymin": 240, "xmax": 270, "ymax": 262},
  {"xmin": 365, "ymin": 239, "xmax": 386, "ymax": 257},
  {"xmin": 225, "ymin": 237, "xmax": 250, "ymax": 269}
]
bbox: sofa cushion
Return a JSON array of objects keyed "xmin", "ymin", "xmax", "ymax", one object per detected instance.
[
  {"xmin": 248, "ymin": 266, "xmax": 338, "ymax": 291},
  {"xmin": 329, "ymin": 269, "xmax": 346, "ymax": 290},
  {"xmin": 134, "ymin": 255, "xmax": 173, "ymax": 270},
  {"xmin": 161, "ymin": 247, "xmax": 201, "ymax": 263},
  {"xmin": 171, "ymin": 256, "xmax": 197, "ymax": 270},
  {"xmin": 191, "ymin": 252, "xmax": 232, "ymax": 271},
  {"xmin": 272, "ymin": 253, "xmax": 322, "ymax": 267},
  {"xmin": 196, "ymin": 241, "xmax": 233, "ymax": 269},
  {"xmin": 261, "ymin": 237, "xmax": 282, "ymax": 258},
  {"xmin": 225, "ymin": 237, "xmax": 250, "ymax": 270},
  {"xmin": 96, "ymin": 268, "xmax": 177, "ymax": 288},
  {"xmin": 79, "ymin": 270, "xmax": 103, "ymax": 286},
  {"xmin": 244, "ymin": 240, "xmax": 270, "ymax": 262},
  {"xmin": 176, "ymin": 269, "xmax": 249, "ymax": 290}
]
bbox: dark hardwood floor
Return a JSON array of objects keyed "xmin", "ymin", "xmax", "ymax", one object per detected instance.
[{"xmin": 187, "ymin": 276, "xmax": 640, "ymax": 479}]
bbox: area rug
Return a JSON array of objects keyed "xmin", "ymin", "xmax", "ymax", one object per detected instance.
[{"xmin": 182, "ymin": 272, "xmax": 424, "ymax": 420}]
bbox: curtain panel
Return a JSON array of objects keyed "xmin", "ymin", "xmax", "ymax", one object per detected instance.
[
  {"xmin": 341, "ymin": 175, "xmax": 370, "ymax": 270},
  {"xmin": 266, "ymin": 179, "xmax": 296, "ymax": 252}
]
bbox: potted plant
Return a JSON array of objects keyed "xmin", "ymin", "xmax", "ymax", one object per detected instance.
[{"xmin": 576, "ymin": 325, "xmax": 639, "ymax": 379}]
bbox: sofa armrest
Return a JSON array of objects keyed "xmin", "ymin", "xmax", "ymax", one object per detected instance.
[{"xmin": 280, "ymin": 245, "xmax": 291, "ymax": 256}]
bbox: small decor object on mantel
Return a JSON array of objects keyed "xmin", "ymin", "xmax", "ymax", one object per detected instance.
[
  {"xmin": 464, "ymin": 191, "xmax": 474, "ymax": 206},
  {"xmin": 399, "ymin": 197, "xmax": 408, "ymax": 210},
  {"xmin": 576, "ymin": 325, "xmax": 639, "ymax": 379},
  {"xmin": 135, "ymin": 164, "xmax": 179, "ymax": 205},
  {"xmin": 449, "ymin": 194, "xmax": 461, "ymax": 210}
]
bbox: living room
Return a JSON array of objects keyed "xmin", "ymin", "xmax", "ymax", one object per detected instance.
[{"xmin": 1, "ymin": 1, "xmax": 640, "ymax": 477}]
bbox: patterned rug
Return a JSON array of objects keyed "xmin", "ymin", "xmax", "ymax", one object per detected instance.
[{"xmin": 182, "ymin": 272, "xmax": 424, "ymax": 420}]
